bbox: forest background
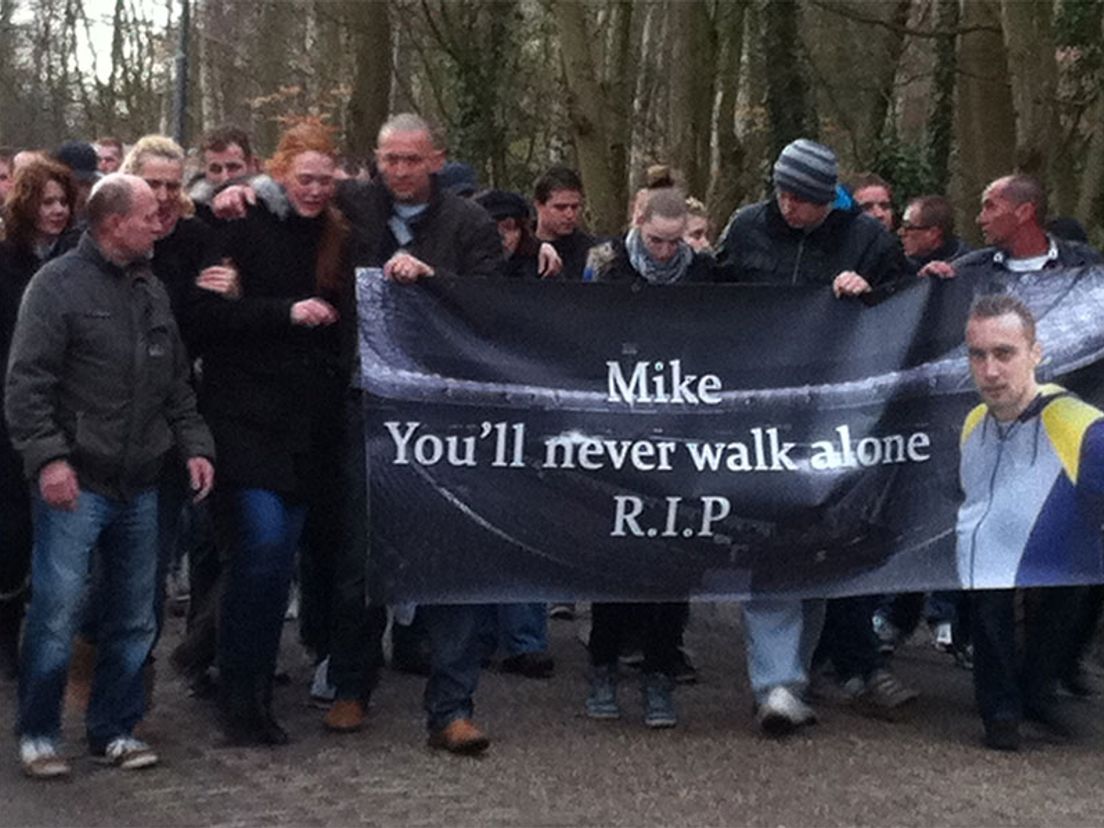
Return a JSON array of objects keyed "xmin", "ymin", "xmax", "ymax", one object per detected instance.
[{"xmin": 1, "ymin": 0, "xmax": 1102, "ymax": 243}]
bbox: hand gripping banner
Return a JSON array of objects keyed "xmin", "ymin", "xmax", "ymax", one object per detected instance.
[{"xmin": 356, "ymin": 267, "xmax": 1104, "ymax": 604}]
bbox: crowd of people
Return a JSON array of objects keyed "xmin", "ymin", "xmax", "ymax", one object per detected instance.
[{"xmin": 1, "ymin": 111, "xmax": 1103, "ymax": 780}]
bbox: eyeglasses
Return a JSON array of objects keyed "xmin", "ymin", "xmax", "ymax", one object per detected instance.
[
  {"xmin": 899, "ymin": 222, "xmax": 932, "ymax": 232},
  {"xmin": 859, "ymin": 200, "xmax": 893, "ymax": 211}
]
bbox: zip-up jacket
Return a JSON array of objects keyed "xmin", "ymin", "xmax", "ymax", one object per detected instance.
[
  {"xmin": 4, "ymin": 233, "xmax": 214, "ymax": 499},
  {"xmin": 714, "ymin": 198, "xmax": 907, "ymax": 288},
  {"xmin": 955, "ymin": 385, "xmax": 1104, "ymax": 588}
]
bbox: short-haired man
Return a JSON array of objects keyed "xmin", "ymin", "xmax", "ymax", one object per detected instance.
[
  {"xmin": 534, "ymin": 165, "xmax": 594, "ymax": 280},
  {"xmin": 958, "ymin": 293, "xmax": 1104, "ymax": 750},
  {"xmin": 924, "ymin": 174, "xmax": 1102, "ymax": 281},
  {"xmin": 95, "ymin": 137, "xmax": 124, "ymax": 174},
  {"xmin": 850, "ymin": 172, "xmax": 895, "ymax": 232},
  {"xmin": 5, "ymin": 173, "xmax": 215, "ymax": 777},
  {"xmin": 715, "ymin": 139, "xmax": 909, "ymax": 734},
  {"xmin": 200, "ymin": 126, "xmax": 254, "ymax": 187},
  {"xmin": 899, "ymin": 195, "xmax": 971, "ymax": 273},
  {"xmin": 212, "ymin": 112, "xmax": 502, "ymax": 751}
]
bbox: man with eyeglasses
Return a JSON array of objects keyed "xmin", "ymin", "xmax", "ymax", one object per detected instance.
[{"xmin": 898, "ymin": 195, "xmax": 971, "ymax": 275}]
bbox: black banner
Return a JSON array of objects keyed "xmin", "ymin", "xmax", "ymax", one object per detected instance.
[{"xmin": 357, "ymin": 267, "xmax": 1104, "ymax": 603}]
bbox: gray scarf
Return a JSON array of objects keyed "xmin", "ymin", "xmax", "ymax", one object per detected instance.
[{"xmin": 625, "ymin": 227, "xmax": 694, "ymax": 284}]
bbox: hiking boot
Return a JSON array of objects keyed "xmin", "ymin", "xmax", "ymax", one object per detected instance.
[
  {"xmin": 585, "ymin": 665, "xmax": 621, "ymax": 720},
  {"xmin": 642, "ymin": 673, "xmax": 677, "ymax": 728},
  {"xmin": 324, "ymin": 699, "xmax": 367, "ymax": 733},
  {"xmin": 860, "ymin": 669, "xmax": 919, "ymax": 709},
  {"xmin": 983, "ymin": 718, "xmax": 1021, "ymax": 752},
  {"xmin": 19, "ymin": 737, "xmax": 70, "ymax": 779},
  {"xmin": 92, "ymin": 736, "xmax": 159, "ymax": 770},
  {"xmin": 427, "ymin": 719, "xmax": 490, "ymax": 755},
  {"xmin": 500, "ymin": 651, "xmax": 554, "ymax": 679},
  {"xmin": 756, "ymin": 686, "xmax": 817, "ymax": 736}
]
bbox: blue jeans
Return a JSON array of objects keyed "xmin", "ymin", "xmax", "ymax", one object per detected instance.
[
  {"xmin": 215, "ymin": 488, "xmax": 306, "ymax": 682},
  {"xmin": 743, "ymin": 598, "xmax": 825, "ymax": 704},
  {"xmin": 421, "ymin": 604, "xmax": 483, "ymax": 732},
  {"xmin": 19, "ymin": 488, "xmax": 159, "ymax": 749},
  {"xmin": 479, "ymin": 603, "xmax": 548, "ymax": 658}
]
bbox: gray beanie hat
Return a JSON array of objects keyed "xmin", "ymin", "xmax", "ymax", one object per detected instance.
[{"xmin": 773, "ymin": 138, "xmax": 838, "ymax": 204}]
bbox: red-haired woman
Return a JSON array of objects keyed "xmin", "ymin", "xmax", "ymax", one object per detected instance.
[
  {"xmin": 0, "ymin": 159, "xmax": 78, "ymax": 678},
  {"xmin": 190, "ymin": 121, "xmax": 354, "ymax": 744}
]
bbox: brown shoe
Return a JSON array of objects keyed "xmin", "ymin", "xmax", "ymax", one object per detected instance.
[
  {"xmin": 323, "ymin": 699, "xmax": 366, "ymax": 733},
  {"xmin": 427, "ymin": 719, "xmax": 490, "ymax": 755}
]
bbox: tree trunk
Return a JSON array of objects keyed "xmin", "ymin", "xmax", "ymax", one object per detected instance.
[
  {"xmin": 926, "ymin": 0, "xmax": 958, "ymax": 192},
  {"xmin": 763, "ymin": 0, "xmax": 815, "ymax": 160},
  {"xmin": 954, "ymin": 0, "xmax": 1015, "ymax": 240},
  {"xmin": 667, "ymin": 0, "xmax": 716, "ymax": 198},
  {"xmin": 1000, "ymin": 0, "xmax": 1057, "ymax": 182},
  {"xmin": 865, "ymin": 0, "xmax": 911, "ymax": 152},
  {"xmin": 345, "ymin": 0, "xmax": 392, "ymax": 155},
  {"xmin": 552, "ymin": 1, "xmax": 622, "ymax": 235},
  {"xmin": 708, "ymin": 0, "xmax": 748, "ymax": 229}
]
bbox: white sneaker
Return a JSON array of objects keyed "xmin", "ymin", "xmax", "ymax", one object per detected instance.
[
  {"xmin": 95, "ymin": 736, "xmax": 159, "ymax": 770},
  {"xmin": 756, "ymin": 686, "xmax": 817, "ymax": 736},
  {"xmin": 19, "ymin": 737, "xmax": 70, "ymax": 778},
  {"xmin": 310, "ymin": 656, "xmax": 337, "ymax": 705}
]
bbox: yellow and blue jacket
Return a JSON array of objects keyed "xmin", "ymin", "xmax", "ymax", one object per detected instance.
[{"xmin": 956, "ymin": 385, "xmax": 1104, "ymax": 588}]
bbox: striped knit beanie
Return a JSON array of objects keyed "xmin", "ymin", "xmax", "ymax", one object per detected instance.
[{"xmin": 773, "ymin": 139, "xmax": 838, "ymax": 204}]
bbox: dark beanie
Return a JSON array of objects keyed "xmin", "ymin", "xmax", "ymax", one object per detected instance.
[
  {"xmin": 773, "ymin": 139, "xmax": 838, "ymax": 204},
  {"xmin": 474, "ymin": 189, "xmax": 530, "ymax": 222},
  {"xmin": 52, "ymin": 141, "xmax": 101, "ymax": 183},
  {"xmin": 437, "ymin": 161, "xmax": 479, "ymax": 197}
]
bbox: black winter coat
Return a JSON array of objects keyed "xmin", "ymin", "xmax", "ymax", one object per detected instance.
[
  {"xmin": 715, "ymin": 199, "xmax": 907, "ymax": 288},
  {"xmin": 335, "ymin": 176, "xmax": 502, "ymax": 277},
  {"xmin": 590, "ymin": 239, "xmax": 716, "ymax": 286},
  {"xmin": 190, "ymin": 202, "xmax": 350, "ymax": 496}
]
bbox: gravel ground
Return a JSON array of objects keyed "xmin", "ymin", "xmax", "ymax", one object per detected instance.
[{"xmin": 2, "ymin": 603, "xmax": 1102, "ymax": 827}]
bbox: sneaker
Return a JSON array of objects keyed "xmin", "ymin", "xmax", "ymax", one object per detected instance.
[
  {"xmin": 323, "ymin": 699, "xmax": 367, "ymax": 733},
  {"xmin": 859, "ymin": 669, "xmax": 919, "ymax": 709},
  {"xmin": 93, "ymin": 736, "xmax": 159, "ymax": 770},
  {"xmin": 427, "ymin": 719, "xmax": 490, "ymax": 755},
  {"xmin": 756, "ymin": 686, "xmax": 816, "ymax": 736},
  {"xmin": 642, "ymin": 674, "xmax": 677, "ymax": 728},
  {"xmin": 931, "ymin": 621, "xmax": 954, "ymax": 652},
  {"xmin": 586, "ymin": 665, "xmax": 621, "ymax": 720},
  {"xmin": 983, "ymin": 718, "xmax": 1021, "ymax": 752},
  {"xmin": 500, "ymin": 651, "xmax": 555, "ymax": 679},
  {"xmin": 549, "ymin": 603, "xmax": 575, "ymax": 621},
  {"xmin": 19, "ymin": 737, "xmax": 70, "ymax": 779},
  {"xmin": 310, "ymin": 657, "xmax": 336, "ymax": 705}
]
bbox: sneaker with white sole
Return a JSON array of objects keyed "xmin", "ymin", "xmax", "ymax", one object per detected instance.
[
  {"xmin": 756, "ymin": 686, "xmax": 817, "ymax": 736},
  {"xmin": 19, "ymin": 737, "xmax": 70, "ymax": 779},
  {"xmin": 93, "ymin": 736, "xmax": 159, "ymax": 770}
]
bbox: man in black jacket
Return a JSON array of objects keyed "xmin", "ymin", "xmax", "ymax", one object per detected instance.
[
  {"xmin": 899, "ymin": 195, "xmax": 971, "ymax": 275},
  {"xmin": 6, "ymin": 174, "xmax": 215, "ymax": 778},
  {"xmin": 713, "ymin": 139, "xmax": 910, "ymax": 735},
  {"xmin": 212, "ymin": 113, "xmax": 502, "ymax": 752}
]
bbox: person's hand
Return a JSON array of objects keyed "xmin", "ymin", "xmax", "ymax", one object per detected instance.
[
  {"xmin": 39, "ymin": 459, "xmax": 79, "ymax": 511},
  {"xmin": 384, "ymin": 252, "xmax": 434, "ymax": 283},
  {"xmin": 537, "ymin": 243, "xmax": 563, "ymax": 278},
  {"xmin": 918, "ymin": 260, "xmax": 956, "ymax": 280},
  {"xmin": 186, "ymin": 457, "xmax": 215, "ymax": 503},
  {"xmin": 832, "ymin": 271, "xmax": 872, "ymax": 298},
  {"xmin": 195, "ymin": 261, "xmax": 241, "ymax": 299},
  {"xmin": 211, "ymin": 185, "xmax": 256, "ymax": 220},
  {"xmin": 290, "ymin": 298, "xmax": 339, "ymax": 327}
]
